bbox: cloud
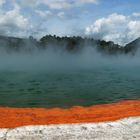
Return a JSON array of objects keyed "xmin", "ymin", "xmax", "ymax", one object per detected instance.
[
  {"xmin": 35, "ymin": 10, "xmax": 65, "ymax": 20},
  {"xmin": 20, "ymin": 0, "xmax": 98, "ymax": 9},
  {"xmin": 0, "ymin": 0, "xmax": 5, "ymax": 6},
  {"xmin": 19, "ymin": 0, "xmax": 40, "ymax": 8},
  {"xmin": 85, "ymin": 13, "xmax": 140, "ymax": 45},
  {"xmin": 35, "ymin": 10, "xmax": 53, "ymax": 18},
  {"xmin": 0, "ymin": 3, "xmax": 29, "ymax": 36},
  {"xmin": 132, "ymin": 12, "xmax": 140, "ymax": 17},
  {"xmin": 44, "ymin": 0, "xmax": 98, "ymax": 9},
  {"xmin": 57, "ymin": 12, "xmax": 65, "ymax": 18}
]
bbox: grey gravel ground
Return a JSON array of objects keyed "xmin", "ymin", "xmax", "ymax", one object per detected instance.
[{"xmin": 0, "ymin": 117, "xmax": 140, "ymax": 140}]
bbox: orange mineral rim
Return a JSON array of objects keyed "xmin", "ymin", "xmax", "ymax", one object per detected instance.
[{"xmin": 0, "ymin": 100, "xmax": 139, "ymax": 128}]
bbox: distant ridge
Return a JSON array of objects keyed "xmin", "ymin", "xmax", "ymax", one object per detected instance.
[
  {"xmin": 0, "ymin": 35, "xmax": 140, "ymax": 55},
  {"xmin": 125, "ymin": 37, "xmax": 140, "ymax": 54}
]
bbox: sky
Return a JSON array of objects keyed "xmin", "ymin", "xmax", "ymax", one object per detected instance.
[{"xmin": 0, "ymin": 0, "xmax": 140, "ymax": 45}]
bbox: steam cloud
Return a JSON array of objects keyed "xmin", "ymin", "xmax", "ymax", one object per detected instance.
[{"xmin": 0, "ymin": 42, "xmax": 140, "ymax": 73}]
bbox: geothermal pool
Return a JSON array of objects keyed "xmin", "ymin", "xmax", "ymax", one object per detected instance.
[{"xmin": 0, "ymin": 62, "xmax": 140, "ymax": 108}]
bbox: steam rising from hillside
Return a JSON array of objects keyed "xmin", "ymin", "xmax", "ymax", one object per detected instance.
[{"xmin": 0, "ymin": 42, "xmax": 140, "ymax": 73}]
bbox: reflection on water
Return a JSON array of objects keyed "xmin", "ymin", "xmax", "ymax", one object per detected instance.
[{"xmin": 0, "ymin": 64, "xmax": 140, "ymax": 108}]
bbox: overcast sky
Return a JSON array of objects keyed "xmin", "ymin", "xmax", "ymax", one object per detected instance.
[{"xmin": 0, "ymin": 0, "xmax": 140, "ymax": 45}]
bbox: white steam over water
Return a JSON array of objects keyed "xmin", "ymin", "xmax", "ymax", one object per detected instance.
[
  {"xmin": 0, "ymin": 46, "xmax": 99, "ymax": 71},
  {"xmin": 0, "ymin": 45, "xmax": 140, "ymax": 72}
]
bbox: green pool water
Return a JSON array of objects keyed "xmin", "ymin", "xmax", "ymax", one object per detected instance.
[{"xmin": 0, "ymin": 61, "xmax": 140, "ymax": 108}]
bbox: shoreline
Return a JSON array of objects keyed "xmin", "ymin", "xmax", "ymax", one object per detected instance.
[
  {"xmin": 0, "ymin": 117, "xmax": 140, "ymax": 140},
  {"xmin": 0, "ymin": 100, "xmax": 139, "ymax": 128}
]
